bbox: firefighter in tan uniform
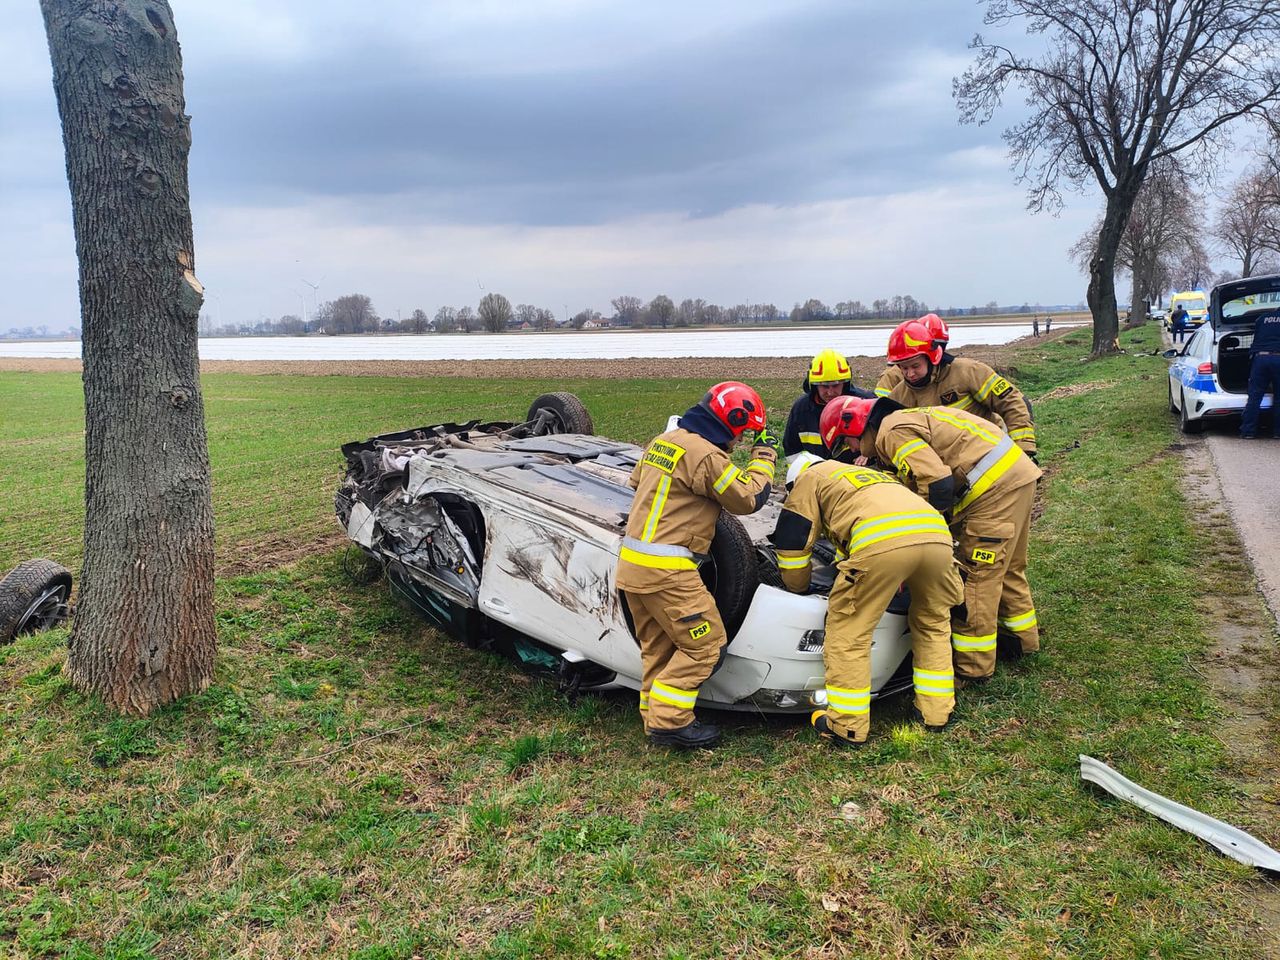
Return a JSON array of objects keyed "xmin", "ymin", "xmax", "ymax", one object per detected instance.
[
  {"xmin": 773, "ymin": 451, "xmax": 962, "ymax": 746},
  {"xmin": 616, "ymin": 381, "xmax": 778, "ymax": 749},
  {"xmin": 874, "ymin": 316, "xmax": 1038, "ymax": 460},
  {"xmin": 823, "ymin": 396, "xmax": 1042, "ymax": 682}
]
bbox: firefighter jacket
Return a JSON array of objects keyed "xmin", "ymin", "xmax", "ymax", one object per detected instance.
[
  {"xmin": 866, "ymin": 407, "xmax": 1040, "ymax": 518},
  {"xmin": 771, "ymin": 460, "xmax": 952, "ymax": 594},
  {"xmin": 874, "ymin": 355, "xmax": 1037, "ymax": 454},
  {"xmin": 782, "ymin": 381, "xmax": 876, "ymax": 458},
  {"xmin": 616, "ymin": 426, "xmax": 776, "ymax": 593}
]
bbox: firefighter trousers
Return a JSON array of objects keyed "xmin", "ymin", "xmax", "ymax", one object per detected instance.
[
  {"xmin": 622, "ymin": 573, "xmax": 727, "ymax": 732},
  {"xmin": 823, "ymin": 542, "xmax": 963, "ymax": 743},
  {"xmin": 951, "ymin": 480, "xmax": 1038, "ymax": 679}
]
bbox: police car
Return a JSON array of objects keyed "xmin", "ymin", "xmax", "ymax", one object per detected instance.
[{"xmin": 1165, "ymin": 274, "xmax": 1280, "ymax": 433}]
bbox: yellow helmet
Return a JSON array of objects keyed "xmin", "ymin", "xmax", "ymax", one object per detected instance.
[{"xmin": 808, "ymin": 348, "xmax": 851, "ymax": 384}]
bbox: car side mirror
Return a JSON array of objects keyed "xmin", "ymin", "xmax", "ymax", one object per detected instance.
[{"xmin": 1161, "ymin": 348, "xmax": 1178, "ymax": 359}]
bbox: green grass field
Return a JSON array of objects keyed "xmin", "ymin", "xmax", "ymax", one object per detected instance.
[{"xmin": 1, "ymin": 329, "xmax": 1278, "ymax": 959}]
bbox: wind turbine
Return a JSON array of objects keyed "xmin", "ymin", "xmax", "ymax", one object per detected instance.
[{"xmin": 301, "ymin": 277, "xmax": 322, "ymax": 323}]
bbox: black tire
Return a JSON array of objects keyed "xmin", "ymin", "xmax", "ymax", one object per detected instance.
[
  {"xmin": 526, "ymin": 392, "xmax": 594, "ymax": 435},
  {"xmin": 700, "ymin": 513, "xmax": 760, "ymax": 638},
  {"xmin": 1179, "ymin": 390, "xmax": 1205, "ymax": 434},
  {"xmin": 0, "ymin": 559, "xmax": 73, "ymax": 644},
  {"xmin": 1168, "ymin": 378, "xmax": 1177, "ymax": 415}
]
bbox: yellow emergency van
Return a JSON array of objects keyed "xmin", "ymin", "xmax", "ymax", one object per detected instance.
[{"xmin": 1167, "ymin": 290, "xmax": 1208, "ymax": 330}]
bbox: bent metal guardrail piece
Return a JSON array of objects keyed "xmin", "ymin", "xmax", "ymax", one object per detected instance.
[{"xmin": 1080, "ymin": 755, "xmax": 1280, "ymax": 872}]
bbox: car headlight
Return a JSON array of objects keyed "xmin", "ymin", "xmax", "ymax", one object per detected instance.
[{"xmin": 798, "ymin": 629, "xmax": 825, "ymax": 653}]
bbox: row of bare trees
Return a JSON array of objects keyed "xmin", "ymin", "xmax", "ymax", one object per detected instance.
[
  {"xmin": 1071, "ymin": 162, "xmax": 1280, "ymax": 311},
  {"xmin": 201, "ymin": 288, "xmax": 1079, "ymax": 338},
  {"xmin": 956, "ymin": 0, "xmax": 1280, "ymax": 354}
]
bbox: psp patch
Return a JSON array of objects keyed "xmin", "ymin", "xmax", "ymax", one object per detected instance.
[
  {"xmin": 643, "ymin": 439, "xmax": 686, "ymax": 474},
  {"xmin": 971, "ymin": 548, "xmax": 997, "ymax": 564},
  {"xmin": 988, "ymin": 376, "xmax": 1012, "ymax": 397},
  {"xmin": 688, "ymin": 621, "xmax": 712, "ymax": 640}
]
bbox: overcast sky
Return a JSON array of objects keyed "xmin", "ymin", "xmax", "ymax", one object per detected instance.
[{"xmin": 2, "ymin": 0, "xmax": 1114, "ymax": 331}]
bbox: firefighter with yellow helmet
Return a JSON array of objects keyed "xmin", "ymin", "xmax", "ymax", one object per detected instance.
[
  {"xmin": 616, "ymin": 382, "xmax": 779, "ymax": 750},
  {"xmin": 875, "ymin": 316, "xmax": 1038, "ymax": 461},
  {"xmin": 822, "ymin": 394, "xmax": 1042, "ymax": 683},
  {"xmin": 774, "ymin": 449, "xmax": 962, "ymax": 746},
  {"xmin": 782, "ymin": 348, "xmax": 874, "ymax": 459}
]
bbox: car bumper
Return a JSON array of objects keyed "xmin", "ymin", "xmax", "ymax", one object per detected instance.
[{"xmin": 698, "ymin": 585, "xmax": 912, "ymax": 713}]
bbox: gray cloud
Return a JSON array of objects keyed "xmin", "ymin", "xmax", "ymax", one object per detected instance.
[
  {"xmin": 181, "ymin": 1, "xmax": 987, "ymax": 224},
  {"xmin": 2, "ymin": 0, "xmax": 1108, "ymax": 330}
]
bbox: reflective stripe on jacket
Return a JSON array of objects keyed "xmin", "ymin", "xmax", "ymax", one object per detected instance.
[
  {"xmin": 874, "ymin": 356, "xmax": 1037, "ymax": 453},
  {"xmin": 871, "ymin": 407, "xmax": 1040, "ymax": 518},
  {"xmin": 616, "ymin": 427, "xmax": 776, "ymax": 592},
  {"xmin": 772, "ymin": 460, "xmax": 951, "ymax": 593}
]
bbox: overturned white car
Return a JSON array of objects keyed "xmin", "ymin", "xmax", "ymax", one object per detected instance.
[{"xmin": 335, "ymin": 393, "xmax": 915, "ymax": 713}]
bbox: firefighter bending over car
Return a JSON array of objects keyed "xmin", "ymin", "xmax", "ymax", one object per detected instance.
[
  {"xmin": 823, "ymin": 395, "xmax": 1041, "ymax": 683},
  {"xmin": 773, "ymin": 450, "xmax": 962, "ymax": 746},
  {"xmin": 616, "ymin": 382, "xmax": 780, "ymax": 750},
  {"xmin": 783, "ymin": 348, "xmax": 874, "ymax": 459},
  {"xmin": 875, "ymin": 314, "xmax": 1039, "ymax": 461}
]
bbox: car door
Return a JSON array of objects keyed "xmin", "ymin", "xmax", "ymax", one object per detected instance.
[{"xmin": 1169, "ymin": 330, "xmax": 1197, "ymax": 401}]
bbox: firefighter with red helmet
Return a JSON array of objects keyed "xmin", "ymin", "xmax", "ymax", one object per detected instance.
[
  {"xmin": 774, "ymin": 449, "xmax": 962, "ymax": 746},
  {"xmin": 821, "ymin": 394, "xmax": 1041, "ymax": 683},
  {"xmin": 616, "ymin": 382, "xmax": 779, "ymax": 749},
  {"xmin": 875, "ymin": 316, "xmax": 1038, "ymax": 460},
  {"xmin": 782, "ymin": 348, "xmax": 874, "ymax": 458}
]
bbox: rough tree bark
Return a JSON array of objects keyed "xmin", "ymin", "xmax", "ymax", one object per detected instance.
[
  {"xmin": 41, "ymin": 0, "xmax": 216, "ymax": 715},
  {"xmin": 1088, "ymin": 176, "xmax": 1144, "ymax": 345}
]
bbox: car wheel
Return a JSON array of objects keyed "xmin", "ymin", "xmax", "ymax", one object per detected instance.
[
  {"xmin": 1168, "ymin": 378, "xmax": 1177, "ymax": 414},
  {"xmin": 699, "ymin": 513, "xmax": 759, "ymax": 638},
  {"xmin": 526, "ymin": 392, "xmax": 595, "ymax": 435},
  {"xmin": 0, "ymin": 559, "xmax": 73, "ymax": 644},
  {"xmin": 1179, "ymin": 390, "xmax": 1205, "ymax": 434}
]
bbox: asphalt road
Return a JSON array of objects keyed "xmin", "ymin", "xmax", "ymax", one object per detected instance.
[{"xmin": 1202, "ymin": 432, "xmax": 1280, "ymax": 626}]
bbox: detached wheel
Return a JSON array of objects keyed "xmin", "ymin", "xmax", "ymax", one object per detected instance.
[
  {"xmin": 526, "ymin": 392, "xmax": 594, "ymax": 435},
  {"xmin": 0, "ymin": 559, "xmax": 73, "ymax": 644},
  {"xmin": 1179, "ymin": 390, "xmax": 1205, "ymax": 434}
]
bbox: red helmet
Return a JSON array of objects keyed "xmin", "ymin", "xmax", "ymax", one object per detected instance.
[
  {"xmin": 919, "ymin": 313, "xmax": 949, "ymax": 346},
  {"xmin": 819, "ymin": 395, "xmax": 875, "ymax": 448},
  {"xmin": 700, "ymin": 381, "xmax": 766, "ymax": 438},
  {"xmin": 887, "ymin": 320, "xmax": 943, "ymax": 365}
]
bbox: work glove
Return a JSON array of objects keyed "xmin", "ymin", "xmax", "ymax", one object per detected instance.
[
  {"xmin": 755, "ymin": 425, "xmax": 782, "ymax": 456},
  {"xmin": 1025, "ymin": 449, "xmax": 1039, "ymax": 466}
]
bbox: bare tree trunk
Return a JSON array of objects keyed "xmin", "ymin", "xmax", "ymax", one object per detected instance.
[
  {"xmin": 1088, "ymin": 181, "xmax": 1143, "ymax": 355},
  {"xmin": 41, "ymin": 0, "xmax": 215, "ymax": 715},
  {"xmin": 1127, "ymin": 272, "xmax": 1146, "ymax": 327}
]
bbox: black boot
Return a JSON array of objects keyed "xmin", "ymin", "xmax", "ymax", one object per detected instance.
[
  {"xmin": 648, "ymin": 720, "xmax": 721, "ymax": 750},
  {"xmin": 910, "ymin": 707, "xmax": 951, "ymax": 733},
  {"xmin": 810, "ymin": 710, "xmax": 864, "ymax": 747}
]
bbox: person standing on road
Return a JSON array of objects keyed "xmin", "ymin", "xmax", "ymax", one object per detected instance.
[
  {"xmin": 616, "ymin": 382, "xmax": 779, "ymax": 750},
  {"xmin": 1240, "ymin": 309, "xmax": 1280, "ymax": 440},
  {"xmin": 783, "ymin": 349, "xmax": 874, "ymax": 459},
  {"xmin": 874, "ymin": 317, "xmax": 1039, "ymax": 461},
  {"xmin": 822, "ymin": 395, "xmax": 1042, "ymax": 684},
  {"xmin": 773, "ymin": 452, "xmax": 962, "ymax": 746},
  {"xmin": 1171, "ymin": 304, "xmax": 1189, "ymax": 344}
]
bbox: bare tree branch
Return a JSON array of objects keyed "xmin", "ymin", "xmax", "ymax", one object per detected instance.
[{"xmin": 955, "ymin": 0, "xmax": 1280, "ymax": 354}]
